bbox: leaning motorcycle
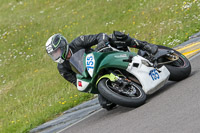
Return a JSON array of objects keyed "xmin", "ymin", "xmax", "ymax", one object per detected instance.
[{"xmin": 69, "ymin": 44, "xmax": 191, "ymax": 108}]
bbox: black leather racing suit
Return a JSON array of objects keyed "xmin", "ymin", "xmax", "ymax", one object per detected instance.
[{"xmin": 57, "ymin": 33, "xmax": 156, "ymax": 86}]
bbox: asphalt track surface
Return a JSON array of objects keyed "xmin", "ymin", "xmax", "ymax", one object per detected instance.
[{"xmin": 60, "ymin": 53, "xmax": 200, "ymax": 133}]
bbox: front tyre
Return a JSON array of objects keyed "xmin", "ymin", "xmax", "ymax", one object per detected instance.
[{"xmin": 98, "ymin": 78, "xmax": 146, "ymax": 108}]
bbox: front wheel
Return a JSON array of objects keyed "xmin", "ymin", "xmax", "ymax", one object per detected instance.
[{"xmin": 98, "ymin": 78, "xmax": 146, "ymax": 108}]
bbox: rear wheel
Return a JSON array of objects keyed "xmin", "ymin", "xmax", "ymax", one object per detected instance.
[
  {"xmin": 138, "ymin": 45, "xmax": 191, "ymax": 81},
  {"xmin": 98, "ymin": 78, "xmax": 146, "ymax": 108},
  {"xmin": 157, "ymin": 45, "xmax": 191, "ymax": 81}
]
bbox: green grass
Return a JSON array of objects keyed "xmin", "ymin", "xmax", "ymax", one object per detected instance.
[{"xmin": 0, "ymin": 0, "xmax": 200, "ymax": 132}]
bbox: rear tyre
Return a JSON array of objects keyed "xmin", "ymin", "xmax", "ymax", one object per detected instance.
[
  {"xmin": 138, "ymin": 45, "xmax": 191, "ymax": 81},
  {"xmin": 98, "ymin": 78, "xmax": 146, "ymax": 108},
  {"xmin": 157, "ymin": 45, "xmax": 191, "ymax": 81}
]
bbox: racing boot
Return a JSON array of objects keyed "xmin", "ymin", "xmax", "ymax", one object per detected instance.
[
  {"xmin": 131, "ymin": 39, "xmax": 158, "ymax": 55},
  {"xmin": 98, "ymin": 94, "xmax": 117, "ymax": 111},
  {"xmin": 142, "ymin": 43, "xmax": 158, "ymax": 55}
]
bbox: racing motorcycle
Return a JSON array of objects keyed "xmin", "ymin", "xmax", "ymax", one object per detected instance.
[{"xmin": 69, "ymin": 44, "xmax": 191, "ymax": 107}]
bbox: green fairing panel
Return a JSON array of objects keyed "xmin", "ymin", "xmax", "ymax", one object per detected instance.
[
  {"xmin": 94, "ymin": 51, "xmax": 137, "ymax": 74},
  {"xmin": 77, "ymin": 51, "xmax": 137, "ymax": 94},
  {"xmin": 77, "ymin": 74, "xmax": 90, "ymax": 82},
  {"xmin": 91, "ymin": 51, "xmax": 136, "ymax": 93}
]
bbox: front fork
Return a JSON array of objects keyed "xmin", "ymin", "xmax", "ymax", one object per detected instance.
[
  {"xmin": 96, "ymin": 71, "xmax": 137, "ymax": 96},
  {"xmin": 96, "ymin": 72, "xmax": 120, "ymax": 86}
]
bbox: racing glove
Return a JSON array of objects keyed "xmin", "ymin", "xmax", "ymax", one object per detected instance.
[
  {"xmin": 96, "ymin": 41, "xmax": 109, "ymax": 51},
  {"xmin": 110, "ymin": 31, "xmax": 132, "ymax": 49}
]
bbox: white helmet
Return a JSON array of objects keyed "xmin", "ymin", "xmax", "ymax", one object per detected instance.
[{"xmin": 45, "ymin": 34, "xmax": 69, "ymax": 64}]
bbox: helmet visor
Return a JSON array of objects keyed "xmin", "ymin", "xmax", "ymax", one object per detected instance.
[{"xmin": 49, "ymin": 47, "xmax": 63, "ymax": 61}]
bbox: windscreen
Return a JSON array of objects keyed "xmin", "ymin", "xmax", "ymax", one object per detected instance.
[{"xmin": 69, "ymin": 49, "xmax": 85, "ymax": 75}]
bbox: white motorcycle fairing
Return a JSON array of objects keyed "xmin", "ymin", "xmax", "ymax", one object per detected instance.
[
  {"xmin": 126, "ymin": 55, "xmax": 170, "ymax": 95},
  {"xmin": 77, "ymin": 79, "xmax": 90, "ymax": 91}
]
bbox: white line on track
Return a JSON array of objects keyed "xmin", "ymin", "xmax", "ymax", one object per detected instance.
[{"xmin": 57, "ymin": 108, "xmax": 103, "ymax": 133}]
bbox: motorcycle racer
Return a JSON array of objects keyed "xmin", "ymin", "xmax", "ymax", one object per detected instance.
[{"xmin": 45, "ymin": 31, "xmax": 158, "ymax": 110}]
